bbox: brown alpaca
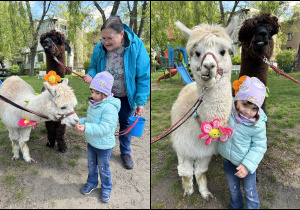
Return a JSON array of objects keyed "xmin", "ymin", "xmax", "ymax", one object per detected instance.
[
  {"xmin": 40, "ymin": 29, "xmax": 71, "ymax": 153},
  {"xmin": 238, "ymin": 12, "xmax": 280, "ymax": 111}
]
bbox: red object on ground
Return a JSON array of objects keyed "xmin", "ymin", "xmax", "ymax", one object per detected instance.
[{"xmin": 157, "ymin": 69, "xmax": 178, "ymax": 83}]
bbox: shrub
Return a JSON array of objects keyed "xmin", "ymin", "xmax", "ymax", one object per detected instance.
[
  {"xmin": 276, "ymin": 50, "xmax": 294, "ymax": 69},
  {"xmin": 83, "ymin": 59, "xmax": 91, "ymax": 72},
  {"xmin": 231, "ymin": 54, "xmax": 241, "ymax": 65},
  {"xmin": 8, "ymin": 65, "xmax": 20, "ymax": 75}
]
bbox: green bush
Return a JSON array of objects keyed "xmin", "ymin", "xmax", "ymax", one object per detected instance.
[
  {"xmin": 83, "ymin": 59, "xmax": 91, "ymax": 72},
  {"xmin": 8, "ymin": 65, "xmax": 20, "ymax": 75},
  {"xmin": 231, "ymin": 54, "xmax": 241, "ymax": 65},
  {"xmin": 276, "ymin": 50, "xmax": 294, "ymax": 69}
]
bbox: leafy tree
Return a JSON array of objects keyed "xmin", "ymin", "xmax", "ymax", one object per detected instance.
[
  {"xmin": 151, "ymin": 2, "xmax": 225, "ymax": 53},
  {"xmin": 25, "ymin": 1, "xmax": 52, "ymax": 76},
  {"xmin": 0, "ymin": 2, "xmax": 29, "ymax": 60}
]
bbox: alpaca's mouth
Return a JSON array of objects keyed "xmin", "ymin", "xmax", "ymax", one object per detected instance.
[
  {"xmin": 257, "ymin": 42, "xmax": 265, "ymax": 45},
  {"xmin": 201, "ymin": 75, "xmax": 211, "ymax": 81}
]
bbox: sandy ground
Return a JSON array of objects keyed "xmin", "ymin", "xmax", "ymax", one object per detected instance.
[{"xmin": 0, "ymin": 102, "xmax": 150, "ymax": 209}]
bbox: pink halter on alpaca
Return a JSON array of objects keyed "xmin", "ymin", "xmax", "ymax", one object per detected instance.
[{"xmin": 199, "ymin": 52, "xmax": 224, "ymax": 76}]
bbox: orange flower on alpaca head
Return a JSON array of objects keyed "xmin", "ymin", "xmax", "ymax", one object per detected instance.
[
  {"xmin": 232, "ymin": 75, "xmax": 248, "ymax": 95},
  {"xmin": 44, "ymin": 71, "xmax": 61, "ymax": 86}
]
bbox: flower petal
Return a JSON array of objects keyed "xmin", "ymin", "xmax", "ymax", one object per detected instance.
[
  {"xmin": 219, "ymin": 134, "xmax": 229, "ymax": 142},
  {"xmin": 211, "ymin": 138, "xmax": 218, "ymax": 142},
  {"xmin": 205, "ymin": 137, "xmax": 211, "ymax": 145},
  {"xmin": 199, "ymin": 133, "xmax": 209, "ymax": 140},
  {"xmin": 239, "ymin": 75, "xmax": 248, "ymax": 83},
  {"xmin": 201, "ymin": 122, "xmax": 212, "ymax": 133},
  {"xmin": 212, "ymin": 119, "xmax": 220, "ymax": 129}
]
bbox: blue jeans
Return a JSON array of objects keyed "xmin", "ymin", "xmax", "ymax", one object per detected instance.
[
  {"xmin": 223, "ymin": 158, "xmax": 260, "ymax": 209},
  {"xmin": 116, "ymin": 96, "xmax": 135, "ymax": 154},
  {"xmin": 86, "ymin": 143, "xmax": 112, "ymax": 191}
]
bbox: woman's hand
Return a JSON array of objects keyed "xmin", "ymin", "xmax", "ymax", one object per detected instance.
[
  {"xmin": 234, "ymin": 164, "xmax": 249, "ymax": 178},
  {"xmin": 75, "ymin": 124, "xmax": 85, "ymax": 132},
  {"xmin": 83, "ymin": 75, "xmax": 93, "ymax": 84},
  {"xmin": 135, "ymin": 105, "xmax": 144, "ymax": 116}
]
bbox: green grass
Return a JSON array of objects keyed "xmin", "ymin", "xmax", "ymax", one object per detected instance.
[{"xmin": 3, "ymin": 174, "xmax": 17, "ymax": 186}]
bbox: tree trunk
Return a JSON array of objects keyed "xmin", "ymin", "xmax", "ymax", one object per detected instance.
[
  {"xmin": 29, "ymin": 45, "xmax": 37, "ymax": 77},
  {"xmin": 137, "ymin": 1, "xmax": 148, "ymax": 38},
  {"xmin": 295, "ymin": 43, "xmax": 300, "ymax": 72},
  {"xmin": 111, "ymin": 1, "xmax": 120, "ymax": 16}
]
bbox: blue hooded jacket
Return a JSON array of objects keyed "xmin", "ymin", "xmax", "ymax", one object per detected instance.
[
  {"xmin": 87, "ymin": 24, "xmax": 150, "ymax": 110},
  {"xmin": 79, "ymin": 97, "xmax": 121, "ymax": 150},
  {"xmin": 218, "ymin": 98, "xmax": 267, "ymax": 174}
]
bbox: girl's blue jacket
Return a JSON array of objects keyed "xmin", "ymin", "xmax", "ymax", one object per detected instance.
[{"xmin": 79, "ymin": 97, "xmax": 121, "ymax": 150}]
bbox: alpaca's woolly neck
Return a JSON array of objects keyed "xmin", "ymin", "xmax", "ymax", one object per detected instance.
[{"xmin": 22, "ymin": 91, "xmax": 55, "ymax": 122}]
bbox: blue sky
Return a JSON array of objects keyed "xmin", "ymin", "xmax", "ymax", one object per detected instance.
[{"xmin": 30, "ymin": 1, "xmax": 113, "ymax": 21}]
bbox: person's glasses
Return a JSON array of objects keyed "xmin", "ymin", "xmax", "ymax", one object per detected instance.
[{"xmin": 101, "ymin": 37, "xmax": 115, "ymax": 43}]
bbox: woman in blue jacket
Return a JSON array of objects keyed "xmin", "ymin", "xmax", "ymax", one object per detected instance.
[
  {"xmin": 218, "ymin": 77, "xmax": 267, "ymax": 209},
  {"xmin": 82, "ymin": 16, "xmax": 150, "ymax": 170}
]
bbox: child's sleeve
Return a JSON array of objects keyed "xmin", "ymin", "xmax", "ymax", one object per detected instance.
[
  {"xmin": 84, "ymin": 106, "xmax": 118, "ymax": 137},
  {"xmin": 79, "ymin": 118, "xmax": 86, "ymax": 125},
  {"xmin": 241, "ymin": 125, "xmax": 267, "ymax": 174}
]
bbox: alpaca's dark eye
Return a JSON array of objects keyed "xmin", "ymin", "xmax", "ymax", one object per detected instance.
[
  {"xmin": 220, "ymin": 50, "xmax": 226, "ymax": 56},
  {"xmin": 61, "ymin": 106, "xmax": 66, "ymax": 110},
  {"xmin": 195, "ymin": 52, "xmax": 201, "ymax": 57}
]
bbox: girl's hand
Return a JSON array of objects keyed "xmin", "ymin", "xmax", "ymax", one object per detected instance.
[
  {"xmin": 234, "ymin": 164, "xmax": 249, "ymax": 178},
  {"xmin": 135, "ymin": 105, "xmax": 144, "ymax": 116},
  {"xmin": 83, "ymin": 75, "xmax": 93, "ymax": 84},
  {"xmin": 75, "ymin": 124, "xmax": 85, "ymax": 132}
]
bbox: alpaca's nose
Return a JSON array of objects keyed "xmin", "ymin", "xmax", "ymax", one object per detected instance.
[{"xmin": 203, "ymin": 62, "xmax": 216, "ymax": 71}]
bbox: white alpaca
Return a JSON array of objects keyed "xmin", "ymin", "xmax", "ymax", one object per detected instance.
[
  {"xmin": 0, "ymin": 76, "xmax": 79, "ymax": 163},
  {"xmin": 171, "ymin": 17, "xmax": 238, "ymax": 200}
]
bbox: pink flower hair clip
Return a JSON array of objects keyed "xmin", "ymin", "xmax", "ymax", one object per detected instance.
[
  {"xmin": 199, "ymin": 119, "xmax": 233, "ymax": 145},
  {"xmin": 18, "ymin": 119, "xmax": 37, "ymax": 129}
]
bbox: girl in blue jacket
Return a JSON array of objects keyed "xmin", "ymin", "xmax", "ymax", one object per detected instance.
[
  {"xmin": 82, "ymin": 16, "xmax": 150, "ymax": 170},
  {"xmin": 75, "ymin": 71, "xmax": 121, "ymax": 203},
  {"xmin": 218, "ymin": 77, "xmax": 267, "ymax": 209}
]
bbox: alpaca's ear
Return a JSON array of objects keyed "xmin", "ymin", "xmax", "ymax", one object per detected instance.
[
  {"xmin": 61, "ymin": 78, "xmax": 68, "ymax": 86},
  {"xmin": 44, "ymin": 82, "xmax": 56, "ymax": 98},
  {"xmin": 175, "ymin": 21, "xmax": 192, "ymax": 37},
  {"xmin": 64, "ymin": 42, "xmax": 71, "ymax": 55},
  {"xmin": 225, "ymin": 16, "xmax": 239, "ymax": 38}
]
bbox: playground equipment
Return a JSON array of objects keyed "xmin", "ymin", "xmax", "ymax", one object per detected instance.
[
  {"xmin": 157, "ymin": 68, "xmax": 178, "ymax": 83},
  {"xmin": 174, "ymin": 62, "xmax": 194, "ymax": 84},
  {"xmin": 156, "ymin": 45, "xmax": 193, "ymax": 84}
]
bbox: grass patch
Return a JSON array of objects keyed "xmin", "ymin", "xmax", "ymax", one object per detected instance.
[
  {"xmin": 151, "ymin": 71, "xmax": 300, "ymax": 208},
  {"xmin": 68, "ymin": 160, "xmax": 77, "ymax": 166},
  {"xmin": 3, "ymin": 174, "xmax": 17, "ymax": 186},
  {"xmin": 14, "ymin": 187, "xmax": 26, "ymax": 201},
  {"xmin": 32, "ymin": 169, "xmax": 39, "ymax": 175}
]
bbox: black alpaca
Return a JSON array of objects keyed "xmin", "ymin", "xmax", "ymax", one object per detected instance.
[{"xmin": 40, "ymin": 29, "xmax": 71, "ymax": 153}]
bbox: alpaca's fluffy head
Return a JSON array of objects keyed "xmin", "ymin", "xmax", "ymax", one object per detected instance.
[
  {"xmin": 40, "ymin": 29, "xmax": 71, "ymax": 57},
  {"xmin": 175, "ymin": 17, "xmax": 238, "ymax": 88},
  {"xmin": 238, "ymin": 12, "xmax": 280, "ymax": 58},
  {"xmin": 43, "ymin": 79, "xmax": 78, "ymax": 127}
]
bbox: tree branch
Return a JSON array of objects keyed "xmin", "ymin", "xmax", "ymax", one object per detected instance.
[
  {"xmin": 111, "ymin": 1, "xmax": 120, "ymax": 16},
  {"xmin": 93, "ymin": 1, "xmax": 106, "ymax": 23}
]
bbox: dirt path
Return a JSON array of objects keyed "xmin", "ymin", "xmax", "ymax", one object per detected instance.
[{"xmin": 0, "ymin": 102, "xmax": 150, "ymax": 209}]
